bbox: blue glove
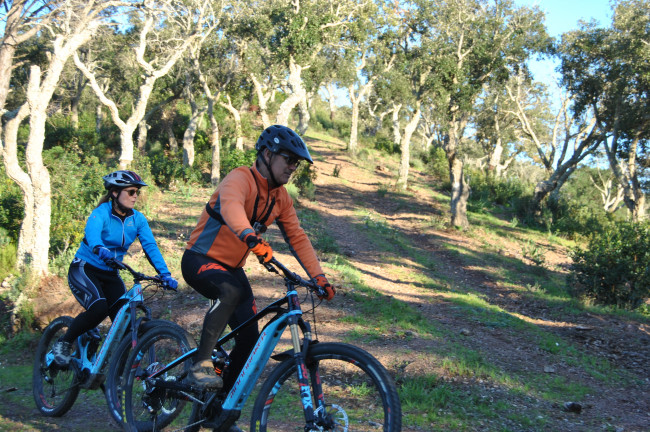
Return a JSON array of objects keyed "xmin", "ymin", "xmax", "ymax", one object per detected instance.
[
  {"xmin": 96, "ymin": 247, "xmax": 113, "ymax": 262},
  {"xmin": 160, "ymin": 274, "xmax": 178, "ymax": 290}
]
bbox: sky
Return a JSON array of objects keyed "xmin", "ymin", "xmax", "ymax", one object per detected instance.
[{"xmin": 514, "ymin": 0, "xmax": 614, "ymax": 85}]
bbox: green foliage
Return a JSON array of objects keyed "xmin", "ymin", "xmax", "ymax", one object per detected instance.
[
  {"xmin": 0, "ymin": 230, "xmax": 17, "ymax": 280},
  {"xmin": 147, "ymin": 152, "xmax": 205, "ymax": 188},
  {"xmin": 290, "ymin": 162, "xmax": 316, "ymax": 200},
  {"xmin": 45, "ymin": 112, "xmax": 117, "ymax": 156},
  {"xmin": 311, "ymin": 107, "xmax": 351, "ymax": 139},
  {"xmin": 0, "ymin": 170, "xmax": 24, "ymax": 243},
  {"xmin": 469, "ymin": 170, "xmax": 531, "ymax": 207},
  {"xmin": 220, "ymin": 147, "xmax": 257, "ymax": 178},
  {"xmin": 420, "ymin": 146, "xmax": 449, "ymax": 181},
  {"xmin": 374, "ymin": 135, "xmax": 400, "ymax": 155},
  {"xmin": 44, "ymin": 147, "xmax": 106, "ymax": 255},
  {"xmin": 569, "ymin": 222, "xmax": 650, "ymax": 309}
]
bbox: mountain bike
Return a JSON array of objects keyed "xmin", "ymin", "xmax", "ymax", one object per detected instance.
[
  {"xmin": 32, "ymin": 259, "xmax": 186, "ymax": 425},
  {"xmin": 121, "ymin": 257, "xmax": 402, "ymax": 431}
]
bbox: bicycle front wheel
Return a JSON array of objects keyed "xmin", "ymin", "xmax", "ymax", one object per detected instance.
[
  {"xmin": 122, "ymin": 325, "xmax": 196, "ymax": 432},
  {"xmin": 105, "ymin": 319, "xmax": 184, "ymax": 426},
  {"xmin": 250, "ymin": 342, "xmax": 402, "ymax": 432},
  {"xmin": 32, "ymin": 316, "xmax": 80, "ymax": 417}
]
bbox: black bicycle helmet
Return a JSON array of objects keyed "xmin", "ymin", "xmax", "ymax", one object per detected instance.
[
  {"xmin": 102, "ymin": 170, "xmax": 147, "ymax": 190},
  {"xmin": 255, "ymin": 125, "xmax": 313, "ymax": 164}
]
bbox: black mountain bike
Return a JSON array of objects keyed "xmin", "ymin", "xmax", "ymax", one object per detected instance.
[
  {"xmin": 121, "ymin": 257, "xmax": 402, "ymax": 431},
  {"xmin": 32, "ymin": 259, "xmax": 185, "ymax": 425}
]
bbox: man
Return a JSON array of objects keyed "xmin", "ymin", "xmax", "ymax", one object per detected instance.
[{"xmin": 181, "ymin": 124, "xmax": 335, "ymax": 398}]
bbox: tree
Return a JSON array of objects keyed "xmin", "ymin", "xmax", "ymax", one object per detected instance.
[
  {"xmin": 412, "ymin": 0, "xmax": 550, "ymax": 228},
  {"xmin": 505, "ymin": 73, "xmax": 604, "ymax": 215},
  {"xmin": 0, "ymin": 0, "xmax": 55, "ymax": 118},
  {"xmin": 1, "ymin": 0, "xmax": 127, "ymax": 274},
  {"xmin": 74, "ymin": 0, "xmax": 216, "ymax": 168},
  {"xmin": 560, "ymin": 0, "xmax": 650, "ymax": 222}
]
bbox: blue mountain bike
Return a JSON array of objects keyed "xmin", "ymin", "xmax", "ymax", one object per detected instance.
[
  {"xmin": 32, "ymin": 259, "xmax": 186, "ymax": 425},
  {"xmin": 121, "ymin": 257, "xmax": 402, "ymax": 431}
]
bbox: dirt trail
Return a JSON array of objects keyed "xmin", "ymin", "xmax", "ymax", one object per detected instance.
[{"xmin": 304, "ymin": 137, "xmax": 650, "ymax": 432}]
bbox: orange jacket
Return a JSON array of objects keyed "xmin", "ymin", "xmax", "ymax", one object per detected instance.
[{"xmin": 186, "ymin": 164, "xmax": 324, "ymax": 278}]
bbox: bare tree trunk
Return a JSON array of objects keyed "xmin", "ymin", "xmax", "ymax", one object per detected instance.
[
  {"xmin": 444, "ymin": 103, "xmax": 471, "ymax": 229},
  {"xmin": 296, "ymin": 96, "xmax": 310, "ymax": 136},
  {"xmin": 348, "ymin": 84, "xmax": 360, "ymax": 155},
  {"xmin": 391, "ymin": 104, "xmax": 402, "ymax": 147},
  {"xmin": 591, "ymin": 172, "xmax": 625, "ymax": 213},
  {"xmin": 208, "ymin": 98, "xmax": 221, "ymax": 186},
  {"xmin": 449, "ymin": 156, "xmax": 470, "ymax": 229},
  {"xmin": 250, "ymin": 73, "xmax": 273, "ymax": 129},
  {"xmin": 325, "ymin": 81, "xmax": 337, "ymax": 121},
  {"xmin": 604, "ymin": 131, "xmax": 647, "ymax": 222},
  {"xmin": 182, "ymin": 96, "xmax": 205, "ymax": 167},
  {"xmin": 95, "ymin": 104, "xmax": 103, "ymax": 134},
  {"xmin": 137, "ymin": 120, "xmax": 149, "ymax": 153},
  {"xmin": 70, "ymin": 73, "xmax": 85, "ymax": 129},
  {"xmin": 396, "ymin": 103, "xmax": 420, "ymax": 190},
  {"xmin": 220, "ymin": 95, "xmax": 244, "ymax": 151},
  {"xmin": 276, "ymin": 57, "xmax": 306, "ymax": 126}
]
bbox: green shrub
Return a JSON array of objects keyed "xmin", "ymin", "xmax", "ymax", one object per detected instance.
[
  {"xmin": 469, "ymin": 170, "xmax": 531, "ymax": 207},
  {"xmin": 423, "ymin": 146, "xmax": 449, "ymax": 180},
  {"xmin": 0, "ymin": 229, "xmax": 17, "ymax": 280},
  {"xmin": 374, "ymin": 136, "xmax": 400, "ymax": 155},
  {"xmin": 569, "ymin": 222, "xmax": 650, "ymax": 309},
  {"xmin": 0, "ymin": 171, "xmax": 24, "ymax": 242},
  {"xmin": 290, "ymin": 162, "xmax": 316, "ymax": 200},
  {"xmin": 221, "ymin": 147, "xmax": 257, "ymax": 178},
  {"xmin": 44, "ymin": 147, "xmax": 106, "ymax": 255}
]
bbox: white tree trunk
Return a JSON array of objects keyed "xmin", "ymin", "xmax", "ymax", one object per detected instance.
[
  {"xmin": 250, "ymin": 73, "xmax": 273, "ymax": 129},
  {"xmin": 220, "ymin": 95, "xmax": 244, "ymax": 151},
  {"xmin": 182, "ymin": 105, "xmax": 205, "ymax": 167},
  {"xmin": 450, "ymin": 156, "xmax": 470, "ymax": 229},
  {"xmin": 396, "ymin": 104, "xmax": 420, "ymax": 190},
  {"xmin": 275, "ymin": 57, "xmax": 306, "ymax": 126},
  {"xmin": 348, "ymin": 84, "xmax": 360, "ymax": 155},
  {"xmin": 325, "ymin": 81, "xmax": 337, "ymax": 121},
  {"xmin": 391, "ymin": 104, "xmax": 402, "ymax": 147},
  {"xmin": 296, "ymin": 96, "xmax": 310, "ymax": 136},
  {"xmin": 209, "ymin": 100, "xmax": 221, "ymax": 186}
]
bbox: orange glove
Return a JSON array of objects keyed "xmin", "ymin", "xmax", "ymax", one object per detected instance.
[
  {"xmin": 245, "ymin": 233, "xmax": 273, "ymax": 263},
  {"xmin": 314, "ymin": 274, "xmax": 335, "ymax": 301}
]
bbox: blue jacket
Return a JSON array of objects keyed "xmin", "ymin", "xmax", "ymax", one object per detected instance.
[{"xmin": 75, "ymin": 202, "xmax": 170, "ymax": 275}]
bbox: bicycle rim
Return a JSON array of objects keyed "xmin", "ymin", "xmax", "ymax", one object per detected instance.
[
  {"xmin": 123, "ymin": 326, "xmax": 195, "ymax": 431},
  {"xmin": 32, "ymin": 316, "xmax": 81, "ymax": 417},
  {"xmin": 105, "ymin": 320, "xmax": 182, "ymax": 426},
  {"xmin": 251, "ymin": 342, "xmax": 401, "ymax": 432}
]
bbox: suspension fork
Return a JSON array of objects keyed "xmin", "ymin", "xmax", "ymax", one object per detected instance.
[{"xmin": 286, "ymin": 287, "xmax": 320, "ymax": 430}]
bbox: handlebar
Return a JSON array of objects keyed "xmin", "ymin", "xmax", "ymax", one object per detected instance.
[
  {"xmin": 260, "ymin": 257, "xmax": 327, "ymax": 298},
  {"xmin": 104, "ymin": 259, "xmax": 176, "ymax": 291}
]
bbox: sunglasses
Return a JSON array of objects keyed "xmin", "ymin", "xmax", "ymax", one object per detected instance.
[
  {"xmin": 124, "ymin": 189, "xmax": 141, "ymax": 197},
  {"xmin": 277, "ymin": 153, "xmax": 302, "ymax": 167}
]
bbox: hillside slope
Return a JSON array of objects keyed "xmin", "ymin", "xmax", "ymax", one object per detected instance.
[{"xmin": 1, "ymin": 133, "xmax": 648, "ymax": 431}]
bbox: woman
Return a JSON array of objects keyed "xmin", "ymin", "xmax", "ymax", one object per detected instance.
[{"xmin": 52, "ymin": 170, "xmax": 178, "ymax": 366}]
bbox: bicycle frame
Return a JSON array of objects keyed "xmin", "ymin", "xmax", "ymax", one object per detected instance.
[
  {"xmin": 143, "ymin": 280, "xmax": 321, "ymax": 428},
  {"xmin": 44, "ymin": 280, "xmax": 152, "ymax": 389}
]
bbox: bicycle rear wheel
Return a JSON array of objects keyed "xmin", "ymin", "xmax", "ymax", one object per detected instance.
[
  {"xmin": 250, "ymin": 342, "xmax": 402, "ymax": 432},
  {"xmin": 105, "ymin": 319, "xmax": 184, "ymax": 426},
  {"xmin": 122, "ymin": 325, "xmax": 196, "ymax": 431},
  {"xmin": 32, "ymin": 316, "xmax": 81, "ymax": 417}
]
